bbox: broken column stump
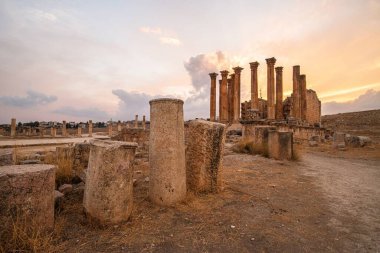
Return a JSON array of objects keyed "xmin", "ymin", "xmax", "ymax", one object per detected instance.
[
  {"xmin": 149, "ymin": 98, "xmax": 186, "ymax": 206},
  {"xmin": 268, "ymin": 130, "xmax": 293, "ymax": 160},
  {"xmin": 83, "ymin": 140, "xmax": 137, "ymax": 225},
  {"xmin": 186, "ymin": 119, "xmax": 226, "ymax": 193},
  {"xmin": 0, "ymin": 165, "xmax": 55, "ymax": 232}
]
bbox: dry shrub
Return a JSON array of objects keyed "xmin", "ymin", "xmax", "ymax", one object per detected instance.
[
  {"xmin": 0, "ymin": 208, "xmax": 54, "ymax": 253},
  {"xmin": 232, "ymin": 139, "xmax": 269, "ymax": 157},
  {"xmin": 55, "ymin": 156, "xmax": 74, "ymax": 185}
]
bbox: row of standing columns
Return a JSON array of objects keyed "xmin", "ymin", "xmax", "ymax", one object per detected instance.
[{"xmin": 209, "ymin": 58, "xmax": 308, "ymax": 122}]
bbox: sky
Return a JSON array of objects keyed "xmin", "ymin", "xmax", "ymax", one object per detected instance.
[{"xmin": 0, "ymin": 0, "xmax": 379, "ymax": 123}]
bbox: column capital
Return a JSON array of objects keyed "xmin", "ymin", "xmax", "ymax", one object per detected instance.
[
  {"xmin": 275, "ymin": 66, "xmax": 283, "ymax": 72},
  {"xmin": 220, "ymin": 70, "xmax": 229, "ymax": 77},
  {"xmin": 249, "ymin": 61, "xmax": 259, "ymax": 69},
  {"xmin": 232, "ymin": 66, "xmax": 244, "ymax": 74},
  {"xmin": 230, "ymin": 73, "xmax": 235, "ymax": 78},
  {"xmin": 209, "ymin": 72, "xmax": 218, "ymax": 79},
  {"xmin": 265, "ymin": 57, "xmax": 276, "ymax": 65}
]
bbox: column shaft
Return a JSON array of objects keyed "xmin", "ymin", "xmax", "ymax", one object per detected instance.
[
  {"xmin": 232, "ymin": 67, "xmax": 243, "ymax": 123},
  {"xmin": 275, "ymin": 67, "xmax": 284, "ymax": 120},
  {"xmin": 266, "ymin": 57, "xmax": 276, "ymax": 119},
  {"xmin": 220, "ymin": 70, "xmax": 229, "ymax": 123},
  {"xmin": 250, "ymin": 62, "xmax": 259, "ymax": 110},
  {"xmin": 209, "ymin": 73, "xmax": 218, "ymax": 121}
]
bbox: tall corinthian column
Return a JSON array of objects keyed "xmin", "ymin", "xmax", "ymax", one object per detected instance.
[
  {"xmin": 249, "ymin": 62, "xmax": 259, "ymax": 110},
  {"xmin": 227, "ymin": 77, "xmax": 233, "ymax": 123},
  {"xmin": 266, "ymin": 57, "xmax": 276, "ymax": 120},
  {"xmin": 300, "ymin": 74, "xmax": 307, "ymax": 121},
  {"xmin": 232, "ymin": 67, "xmax": 243, "ymax": 123},
  {"xmin": 275, "ymin": 67, "xmax": 284, "ymax": 120},
  {"xmin": 209, "ymin": 73, "xmax": 218, "ymax": 121},
  {"xmin": 292, "ymin": 65, "xmax": 301, "ymax": 119},
  {"xmin": 220, "ymin": 70, "xmax": 229, "ymax": 123}
]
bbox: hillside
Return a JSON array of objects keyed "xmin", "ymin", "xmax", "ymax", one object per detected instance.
[{"xmin": 322, "ymin": 109, "xmax": 380, "ymax": 141}]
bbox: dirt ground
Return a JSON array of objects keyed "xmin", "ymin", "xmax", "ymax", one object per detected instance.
[{"xmin": 43, "ymin": 141, "xmax": 380, "ymax": 253}]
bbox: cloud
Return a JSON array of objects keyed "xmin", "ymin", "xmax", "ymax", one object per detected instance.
[
  {"xmin": 52, "ymin": 107, "xmax": 110, "ymax": 121},
  {"xmin": 159, "ymin": 37, "xmax": 181, "ymax": 46},
  {"xmin": 322, "ymin": 89, "xmax": 380, "ymax": 115},
  {"xmin": 140, "ymin": 26, "xmax": 182, "ymax": 46},
  {"xmin": 0, "ymin": 90, "xmax": 57, "ymax": 107},
  {"xmin": 139, "ymin": 26, "xmax": 162, "ymax": 35},
  {"xmin": 28, "ymin": 9, "xmax": 57, "ymax": 22}
]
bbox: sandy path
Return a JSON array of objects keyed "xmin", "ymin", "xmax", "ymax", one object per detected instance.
[{"xmin": 301, "ymin": 153, "xmax": 380, "ymax": 252}]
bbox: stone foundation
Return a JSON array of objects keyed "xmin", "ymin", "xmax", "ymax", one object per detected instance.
[
  {"xmin": 83, "ymin": 140, "xmax": 137, "ymax": 225},
  {"xmin": 186, "ymin": 120, "xmax": 226, "ymax": 193},
  {"xmin": 0, "ymin": 165, "xmax": 55, "ymax": 231},
  {"xmin": 268, "ymin": 131, "xmax": 293, "ymax": 160}
]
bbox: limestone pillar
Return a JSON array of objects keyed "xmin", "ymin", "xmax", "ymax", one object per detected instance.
[
  {"xmin": 186, "ymin": 120, "xmax": 226, "ymax": 193},
  {"xmin": 77, "ymin": 124, "xmax": 82, "ymax": 137},
  {"xmin": 0, "ymin": 165, "xmax": 55, "ymax": 231},
  {"xmin": 268, "ymin": 130, "xmax": 293, "ymax": 160},
  {"xmin": 229, "ymin": 74, "xmax": 235, "ymax": 122},
  {"xmin": 209, "ymin": 73, "xmax": 218, "ymax": 121},
  {"xmin": 62, "ymin": 120, "xmax": 67, "ymax": 137},
  {"xmin": 108, "ymin": 123, "xmax": 112, "ymax": 136},
  {"xmin": 134, "ymin": 115, "xmax": 138, "ymax": 128},
  {"xmin": 275, "ymin": 66, "xmax": 284, "ymax": 120},
  {"xmin": 232, "ymin": 67, "xmax": 243, "ymax": 123},
  {"xmin": 300, "ymin": 74, "xmax": 307, "ymax": 122},
  {"xmin": 266, "ymin": 57, "xmax": 276, "ymax": 120},
  {"xmin": 10, "ymin": 118, "xmax": 16, "ymax": 138},
  {"xmin": 292, "ymin": 65, "xmax": 301, "ymax": 119},
  {"xmin": 51, "ymin": 127, "xmax": 56, "ymax": 137},
  {"xmin": 218, "ymin": 79, "xmax": 222, "ymax": 122},
  {"xmin": 149, "ymin": 98, "xmax": 186, "ymax": 206},
  {"xmin": 219, "ymin": 70, "xmax": 229, "ymax": 123},
  {"xmin": 249, "ymin": 62, "xmax": 259, "ymax": 110},
  {"xmin": 142, "ymin": 115, "xmax": 146, "ymax": 130},
  {"xmin": 88, "ymin": 120, "xmax": 93, "ymax": 137},
  {"xmin": 83, "ymin": 140, "xmax": 137, "ymax": 225},
  {"xmin": 227, "ymin": 78, "xmax": 233, "ymax": 123}
]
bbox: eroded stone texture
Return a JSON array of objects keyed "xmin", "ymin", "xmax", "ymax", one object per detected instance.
[
  {"xmin": 242, "ymin": 125, "xmax": 276, "ymax": 146},
  {"xmin": 186, "ymin": 120, "xmax": 226, "ymax": 193},
  {"xmin": 149, "ymin": 98, "xmax": 186, "ymax": 206},
  {"xmin": 268, "ymin": 130, "xmax": 293, "ymax": 160},
  {"xmin": 83, "ymin": 140, "xmax": 137, "ymax": 225},
  {"xmin": 0, "ymin": 165, "xmax": 55, "ymax": 231}
]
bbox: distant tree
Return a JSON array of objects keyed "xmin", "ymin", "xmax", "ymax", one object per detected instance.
[{"xmin": 18, "ymin": 122, "xmax": 22, "ymax": 127}]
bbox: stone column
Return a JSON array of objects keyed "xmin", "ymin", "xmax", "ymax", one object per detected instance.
[
  {"xmin": 300, "ymin": 74, "xmax": 307, "ymax": 122},
  {"xmin": 62, "ymin": 120, "xmax": 67, "ymax": 137},
  {"xmin": 83, "ymin": 140, "xmax": 137, "ymax": 225},
  {"xmin": 108, "ymin": 123, "xmax": 112, "ymax": 136},
  {"xmin": 227, "ymin": 78, "xmax": 233, "ymax": 123},
  {"xmin": 275, "ymin": 66, "xmax": 284, "ymax": 120},
  {"xmin": 117, "ymin": 122, "xmax": 122, "ymax": 132},
  {"xmin": 186, "ymin": 120, "xmax": 226, "ymax": 193},
  {"xmin": 10, "ymin": 118, "xmax": 16, "ymax": 138},
  {"xmin": 219, "ymin": 70, "xmax": 229, "ymax": 123},
  {"xmin": 209, "ymin": 73, "xmax": 218, "ymax": 121},
  {"xmin": 249, "ymin": 62, "xmax": 260, "ymax": 110},
  {"xmin": 292, "ymin": 65, "xmax": 301, "ymax": 119},
  {"xmin": 0, "ymin": 164, "xmax": 55, "ymax": 231},
  {"xmin": 149, "ymin": 98, "xmax": 186, "ymax": 206},
  {"xmin": 142, "ymin": 115, "xmax": 146, "ymax": 130},
  {"xmin": 218, "ymin": 79, "xmax": 222, "ymax": 122},
  {"xmin": 229, "ymin": 74, "xmax": 235, "ymax": 122},
  {"xmin": 88, "ymin": 120, "xmax": 93, "ymax": 137},
  {"xmin": 51, "ymin": 127, "xmax": 56, "ymax": 137},
  {"xmin": 134, "ymin": 115, "xmax": 138, "ymax": 128},
  {"xmin": 77, "ymin": 124, "xmax": 82, "ymax": 137},
  {"xmin": 232, "ymin": 67, "xmax": 243, "ymax": 123},
  {"xmin": 266, "ymin": 57, "xmax": 276, "ymax": 120}
]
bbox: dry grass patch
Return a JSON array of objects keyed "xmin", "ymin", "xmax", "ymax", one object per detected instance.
[{"xmin": 232, "ymin": 139, "xmax": 269, "ymax": 157}]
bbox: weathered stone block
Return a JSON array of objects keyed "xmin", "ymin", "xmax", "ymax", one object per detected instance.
[
  {"xmin": 268, "ymin": 131, "xmax": 293, "ymax": 160},
  {"xmin": 333, "ymin": 132, "xmax": 346, "ymax": 148},
  {"xmin": 83, "ymin": 140, "xmax": 137, "ymax": 225},
  {"xmin": 0, "ymin": 165, "xmax": 55, "ymax": 231},
  {"xmin": 186, "ymin": 119, "xmax": 226, "ymax": 193}
]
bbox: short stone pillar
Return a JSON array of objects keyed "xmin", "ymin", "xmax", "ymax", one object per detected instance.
[
  {"xmin": 142, "ymin": 115, "xmax": 146, "ymax": 130},
  {"xmin": 333, "ymin": 132, "xmax": 346, "ymax": 148},
  {"xmin": 186, "ymin": 120, "xmax": 226, "ymax": 193},
  {"xmin": 83, "ymin": 140, "xmax": 137, "ymax": 225},
  {"xmin": 62, "ymin": 120, "xmax": 67, "ymax": 137},
  {"xmin": 268, "ymin": 130, "xmax": 293, "ymax": 160},
  {"xmin": 108, "ymin": 123, "xmax": 112, "ymax": 137},
  {"xmin": 77, "ymin": 124, "xmax": 82, "ymax": 137},
  {"xmin": 134, "ymin": 115, "xmax": 138, "ymax": 128},
  {"xmin": 10, "ymin": 118, "xmax": 16, "ymax": 138},
  {"xmin": 117, "ymin": 122, "xmax": 122, "ymax": 132},
  {"xmin": 51, "ymin": 127, "xmax": 56, "ymax": 137},
  {"xmin": 88, "ymin": 120, "xmax": 93, "ymax": 137},
  {"xmin": 0, "ymin": 165, "xmax": 55, "ymax": 231},
  {"xmin": 149, "ymin": 98, "xmax": 186, "ymax": 206}
]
